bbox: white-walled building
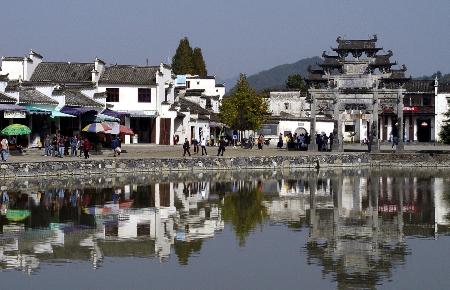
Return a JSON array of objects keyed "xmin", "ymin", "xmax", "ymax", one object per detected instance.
[{"xmin": 97, "ymin": 63, "xmax": 177, "ymax": 144}]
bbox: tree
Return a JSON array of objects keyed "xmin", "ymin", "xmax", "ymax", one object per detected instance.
[
  {"xmin": 286, "ymin": 74, "xmax": 307, "ymax": 92},
  {"xmin": 172, "ymin": 37, "xmax": 194, "ymax": 75},
  {"xmin": 219, "ymin": 74, "xmax": 269, "ymax": 131},
  {"xmin": 192, "ymin": 47, "xmax": 207, "ymax": 77},
  {"xmin": 439, "ymin": 110, "xmax": 450, "ymax": 144},
  {"xmin": 221, "ymin": 183, "xmax": 266, "ymax": 247}
]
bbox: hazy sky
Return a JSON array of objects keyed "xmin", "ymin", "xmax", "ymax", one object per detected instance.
[{"xmin": 1, "ymin": 0, "xmax": 449, "ymax": 79}]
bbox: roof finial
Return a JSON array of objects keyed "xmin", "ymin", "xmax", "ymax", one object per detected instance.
[{"xmin": 435, "ymin": 75, "xmax": 439, "ymax": 87}]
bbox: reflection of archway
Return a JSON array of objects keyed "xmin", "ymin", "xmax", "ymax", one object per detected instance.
[{"xmin": 294, "ymin": 127, "xmax": 307, "ymax": 135}]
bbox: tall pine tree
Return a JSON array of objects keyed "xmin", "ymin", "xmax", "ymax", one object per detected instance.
[
  {"xmin": 172, "ymin": 37, "xmax": 194, "ymax": 75},
  {"xmin": 219, "ymin": 74, "xmax": 269, "ymax": 131},
  {"xmin": 192, "ymin": 47, "xmax": 207, "ymax": 77}
]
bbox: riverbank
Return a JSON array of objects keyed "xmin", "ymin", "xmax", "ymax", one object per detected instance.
[{"xmin": 2, "ymin": 148, "xmax": 450, "ymax": 178}]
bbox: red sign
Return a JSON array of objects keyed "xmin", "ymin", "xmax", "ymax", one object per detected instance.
[{"xmin": 403, "ymin": 106, "xmax": 419, "ymax": 113}]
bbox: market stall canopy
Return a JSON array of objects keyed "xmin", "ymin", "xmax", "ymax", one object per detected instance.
[
  {"xmin": 25, "ymin": 106, "xmax": 75, "ymax": 118},
  {"xmin": 0, "ymin": 104, "xmax": 28, "ymax": 111},
  {"xmin": 106, "ymin": 123, "xmax": 134, "ymax": 135},
  {"xmin": 1, "ymin": 124, "xmax": 31, "ymax": 135},
  {"xmin": 60, "ymin": 106, "xmax": 97, "ymax": 116},
  {"xmin": 85, "ymin": 113, "xmax": 120, "ymax": 123},
  {"xmin": 82, "ymin": 122, "xmax": 112, "ymax": 133},
  {"xmin": 127, "ymin": 110, "xmax": 158, "ymax": 118},
  {"xmin": 6, "ymin": 209, "xmax": 31, "ymax": 222},
  {"xmin": 102, "ymin": 108, "xmax": 129, "ymax": 118}
]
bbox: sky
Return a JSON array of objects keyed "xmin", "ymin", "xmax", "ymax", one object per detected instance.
[{"xmin": 1, "ymin": 0, "xmax": 449, "ymax": 80}]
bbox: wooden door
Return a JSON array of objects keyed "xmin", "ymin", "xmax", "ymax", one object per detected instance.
[{"xmin": 159, "ymin": 118, "xmax": 171, "ymax": 145}]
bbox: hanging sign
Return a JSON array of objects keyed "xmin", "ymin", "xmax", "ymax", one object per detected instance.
[{"xmin": 4, "ymin": 111, "xmax": 26, "ymax": 119}]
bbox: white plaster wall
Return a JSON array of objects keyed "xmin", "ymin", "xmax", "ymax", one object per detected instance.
[
  {"xmin": 0, "ymin": 80, "xmax": 7, "ymax": 92},
  {"xmin": 98, "ymin": 85, "xmax": 157, "ymax": 111},
  {"xmin": 24, "ymin": 55, "xmax": 42, "ymax": 81},
  {"xmin": 1, "ymin": 60, "xmax": 24, "ymax": 80},
  {"xmin": 435, "ymin": 93, "xmax": 450, "ymax": 142}
]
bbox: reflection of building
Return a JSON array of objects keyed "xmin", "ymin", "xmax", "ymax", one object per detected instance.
[{"xmin": 0, "ymin": 180, "xmax": 224, "ymax": 271}]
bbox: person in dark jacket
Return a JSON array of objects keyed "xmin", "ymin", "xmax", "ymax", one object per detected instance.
[
  {"xmin": 217, "ymin": 137, "xmax": 226, "ymax": 156},
  {"xmin": 83, "ymin": 138, "xmax": 91, "ymax": 159},
  {"xmin": 183, "ymin": 138, "xmax": 191, "ymax": 157}
]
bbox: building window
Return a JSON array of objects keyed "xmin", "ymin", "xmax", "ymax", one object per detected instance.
[
  {"xmin": 197, "ymin": 81, "xmax": 200, "ymax": 85},
  {"xmin": 106, "ymin": 88, "xmax": 119, "ymax": 102},
  {"xmin": 165, "ymin": 88, "xmax": 169, "ymax": 102},
  {"xmin": 284, "ymin": 102, "xmax": 290, "ymax": 110},
  {"xmin": 138, "ymin": 88, "xmax": 151, "ymax": 103},
  {"xmin": 422, "ymin": 95, "xmax": 431, "ymax": 106},
  {"xmin": 186, "ymin": 81, "xmax": 190, "ymax": 88}
]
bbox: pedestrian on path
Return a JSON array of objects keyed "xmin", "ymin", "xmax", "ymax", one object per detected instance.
[
  {"xmin": 83, "ymin": 138, "xmax": 91, "ymax": 159},
  {"xmin": 201, "ymin": 138, "xmax": 208, "ymax": 156},
  {"xmin": 1, "ymin": 136, "xmax": 9, "ymax": 162},
  {"xmin": 217, "ymin": 137, "xmax": 226, "ymax": 156},
  {"xmin": 183, "ymin": 138, "xmax": 191, "ymax": 157},
  {"xmin": 70, "ymin": 136, "xmax": 78, "ymax": 157}
]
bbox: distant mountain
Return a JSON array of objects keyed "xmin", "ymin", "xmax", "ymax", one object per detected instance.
[{"xmin": 221, "ymin": 56, "xmax": 322, "ymax": 93}]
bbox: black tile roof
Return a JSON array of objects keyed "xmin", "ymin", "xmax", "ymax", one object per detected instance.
[
  {"xmin": 185, "ymin": 89, "xmax": 205, "ymax": 96},
  {"xmin": 404, "ymin": 80, "xmax": 435, "ymax": 93},
  {"xmin": 439, "ymin": 83, "xmax": 450, "ymax": 93},
  {"xmin": 371, "ymin": 50, "xmax": 396, "ymax": 67},
  {"xmin": 334, "ymin": 35, "xmax": 379, "ymax": 50},
  {"xmin": 215, "ymin": 84, "xmax": 225, "ymax": 87},
  {"xmin": 53, "ymin": 88, "xmax": 103, "ymax": 108},
  {"xmin": 2, "ymin": 56, "xmax": 24, "ymax": 61},
  {"xmin": 171, "ymin": 97, "xmax": 210, "ymax": 116},
  {"xmin": 93, "ymin": 92, "xmax": 108, "ymax": 99},
  {"xmin": 99, "ymin": 65, "xmax": 158, "ymax": 86},
  {"xmin": 18, "ymin": 89, "xmax": 58, "ymax": 105},
  {"xmin": 0, "ymin": 74, "xmax": 8, "ymax": 81},
  {"xmin": 30, "ymin": 62, "xmax": 94, "ymax": 83},
  {"xmin": 30, "ymin": 50, "xmax": 43, "ymax": 59},
  {"xmin": 4, "ymin": 80, "xmax": 20, "ymax": 92},
  {"xmin": 0, "ymin": 92, "xmax": 16, "ymax": 104}
]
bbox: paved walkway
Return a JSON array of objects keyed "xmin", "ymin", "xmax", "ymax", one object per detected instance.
[{"xmin": 3, "ymin": 143, "xmax": 450, "ymax": 163}]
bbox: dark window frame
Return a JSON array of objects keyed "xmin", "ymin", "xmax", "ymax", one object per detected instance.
[
  {"xmin": 106, "ymin": 88, "xmax": 119, "ymax": 102},
  {"xmin": 138, "ymin": 88, "xmax": 152, "ymax": 103}
]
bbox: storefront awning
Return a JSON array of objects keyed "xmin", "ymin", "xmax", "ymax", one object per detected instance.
[
  {"xmin": 25, "ymin": 106, "xmax": 75, "ymax": 118},
  {"xmin": 60, "ymin": 106, "xmax": 97, "ymax": 116},
  {"xmin": 86, "ymin": 113, "xmax": 120, "ymax": 123},
  {"xmin": 102, "ymin": 108, "xmax": 129, "ymax": 118},
  {"xmin": 0, "ymin": 104, "xmax": 28, "ymax": 111},
  {"xmin": 127, "ymin": 110, "xmax": 158, "ymax": 118}
]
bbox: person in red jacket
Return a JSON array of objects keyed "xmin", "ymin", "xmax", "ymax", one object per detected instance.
[{"xmin": 83, "ymin": 138, "xmax": 91, "ymax": 159}]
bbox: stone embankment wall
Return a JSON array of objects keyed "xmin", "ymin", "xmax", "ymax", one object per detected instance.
[
  {"xmin": 0, "ymin": 154, "xmax": 368, "ymax": 178},
  {"xmin": 370, "ymin": 153, "xmax": 450, "ymax": 167},
  {"xmin": 1, "ymin": 152, "xmax": 449, "ymax": 178}
]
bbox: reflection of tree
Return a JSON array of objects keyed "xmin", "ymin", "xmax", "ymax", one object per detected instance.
[
  {"xmin": 174, "ymin": 240, "xmax": 203, "ymax": 265},
  {"xmin": 306, "ymin": 239, "xmax": 408, "ymax": 290},
  {"xmin": 221, "ymin": 185, "xmax": 267, "ymax": 247}
]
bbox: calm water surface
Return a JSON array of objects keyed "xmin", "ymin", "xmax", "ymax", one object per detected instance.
[{"xmin": 0, "ymin": 169, "xmax": 449, "ymax": 290}]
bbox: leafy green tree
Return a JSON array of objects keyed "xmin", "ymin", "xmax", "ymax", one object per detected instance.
[
  {"xmin": 286, "ymin": 74, "xmax": 307, "ymax": 92},
  {"xmin": 439, "ymin": 110, "xmax": 450, "ymax": 144},
  {"xmin": 172, "ymin": 37, "xmax": 194, "ymax": 75},
  {"xmin": 192, "ymin": 47, "xmax": 207, "ymax": 77},
  {"xmin": 219, "ymin": 74, "xmax": 269, "ymax": 131},
  {"xmin": 221, "ymin": 183, "xmax": 267, "ymax": 247}
]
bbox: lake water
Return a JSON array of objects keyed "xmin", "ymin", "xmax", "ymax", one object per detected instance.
[{"xmin": 0, "ymin": 169, "xmax": 449, "ymax": 290}]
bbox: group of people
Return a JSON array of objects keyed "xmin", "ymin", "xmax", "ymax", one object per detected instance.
[
  {"xmin": 43, "ymin": 133, "xmax": 92, "ymax": 159},
  {"xmin": 277, "ymin": 131, "xmax": 334, "ymax": 151},
  {"xmin": 182, "ymin": 136, "xmax": 226, "ymax": 157}
]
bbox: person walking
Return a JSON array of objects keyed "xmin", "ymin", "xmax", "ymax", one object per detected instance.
[
  {"xmin": 1, "ymin": 136, "xmax": 9, "ymax": 162},
  {"xmin": 112, "ymin": 136, "xmax": 121, "ymax": 157},
  {"xmin": 217, "ymin": 137, "xmax": 226, "ymax": 156},
  {"xmin": 44, "ymin": 134, "xmax": 51, "ymax": 156},
  {"xmin": 277, "ymin": 133, "xmax": 283, "ymax": 149},
  {"xmin": 58, "ymin": 135, "xmax": 65, "ymax": 157},
  {"xmin": 77, "ymin": 136, "xmax": 83, "ymax": 157},
  {"xmin": 183, "ymin": 138, "xmax": 191, "ymax": 157},
  {"xmin": 200, "ymin": 138, "xmax": 208, "ymax": 156},
  {"xmin": 70, "ymin": 136, "xmax": 78, "ymax": 157},
  {"xmin": 192, "ymin": 138, "xmax": 199, "ymax": 154},
  {"xmin": 257, "ymin": 134, "xmax": 264, "ymax": 150},
  {"xmin": 83, "ymin": 138, "xmax": 91, "ymax": 159}
]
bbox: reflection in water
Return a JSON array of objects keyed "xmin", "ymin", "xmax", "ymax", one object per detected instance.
[{"xmin": 0, "ymin": 169, "xmax": 449, "ymax": 289}]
